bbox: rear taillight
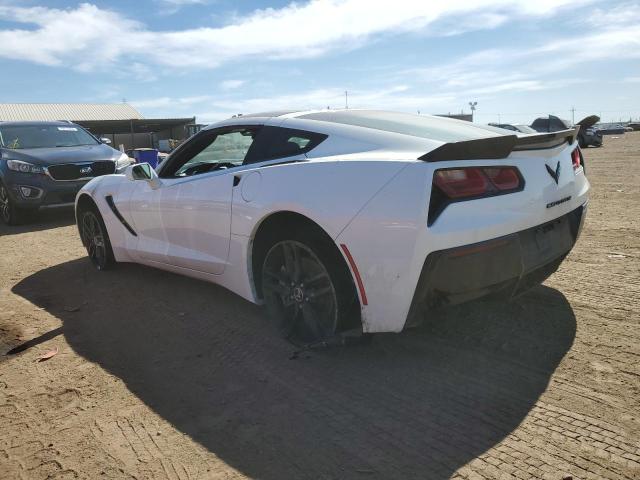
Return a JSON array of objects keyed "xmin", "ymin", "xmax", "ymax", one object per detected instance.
[
  {"xmin": 571, "ymin": 147, "xmax": 583, "ymax": 171},
  {"xmin": 483, "ymin": 167, "xmax": 521, "ymax": 190},
  {"xmin": 429, "ymin": 166, "xmax": 524, "ymax": 226},
  {"xmin": 433, "ymin": 168, "xmax": 489, "ymax": 198},
  {"xmin": 434, "ymin": 166, "xmax": 522, "ymax": 198}
]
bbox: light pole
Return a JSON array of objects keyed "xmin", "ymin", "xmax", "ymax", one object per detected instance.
[{"xmin": 469, "ymin": 101, "xmax": 477, "ymax": 122}]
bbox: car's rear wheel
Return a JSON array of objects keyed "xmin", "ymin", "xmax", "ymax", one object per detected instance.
[
  {"xmin": 0, "ymin": 182, "xmax": 22, "ymax": 226},
  {"xmin": 79, "ymin": 205, "xmax": 115, "ymax": 271},
  {"xmin": 262, "ymin": 237, "xmax": 350, "ymax": 344}
]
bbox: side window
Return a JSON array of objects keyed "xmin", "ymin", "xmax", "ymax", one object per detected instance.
[
  {"xmin": 160, "ymin": 127, "xmax": 260, "ymax": 178},
  {"xmin": 245, "ymin": 127, "xmax": 328, "ymax": 164}
]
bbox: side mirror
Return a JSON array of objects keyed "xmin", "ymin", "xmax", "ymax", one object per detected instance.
[
  {"xmin": 100, "ymin": 137, "xmax": 112, "ymax": 145},
  {"xmin": 125, "ymin": 163, "xmax": 162, "ymax": 189}
]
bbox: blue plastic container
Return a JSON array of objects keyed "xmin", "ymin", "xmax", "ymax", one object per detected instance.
[{"xmin": 133, "ymin": 149, "xmax": 159, "ymax": 169}]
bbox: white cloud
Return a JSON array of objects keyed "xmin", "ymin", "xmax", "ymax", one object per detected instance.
[
  {"xmin": 583, "ymin": 1, "xmax": 640, "ymax": 27},
  {"xmin": 398, "ymin": 22, "xmax": 640, "ymax": 99},
  {"xmin": 0, "ymin": 3, "xmax": 140, "ymax": 68},
  {"xmin": 132, "ymin": 85, "xmax": 457, "ymax": 123},
  {"xmin": 220, "ymin": 79, "xmax": 245, "ymax": 90},
  {"xmin": 0, "ymin": 0, "xmax": 591, "ymax": 71}
]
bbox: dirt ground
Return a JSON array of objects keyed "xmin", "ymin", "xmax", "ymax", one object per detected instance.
[{"xmin": 1, "ymin": 133, "xmax": 639, "ymax": 480}]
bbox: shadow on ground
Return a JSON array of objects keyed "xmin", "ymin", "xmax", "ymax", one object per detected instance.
[
  {"xmin": 0, "ymin": 208, "xmax": 75, "ymax": 236},
  {"xmin": 11, "ymin": 258, "xmax": 576, "ymax": 479}
]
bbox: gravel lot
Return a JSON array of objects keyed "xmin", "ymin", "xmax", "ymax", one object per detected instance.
[{"xmin": 1, "ymin": 133, "xmax": 639, "ymax": 480}]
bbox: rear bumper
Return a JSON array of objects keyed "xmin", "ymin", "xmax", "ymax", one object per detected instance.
[{"xmin": 406, "ymin": 204, "xmax": 586, "ymax": 327}]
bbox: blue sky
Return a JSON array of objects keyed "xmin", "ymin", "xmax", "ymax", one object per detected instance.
[{"xmin": 0, "ymin": 0, "xmax": 638, "ymax": 124}]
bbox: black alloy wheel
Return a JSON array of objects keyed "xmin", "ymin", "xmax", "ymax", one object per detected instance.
[
  {"xmin": 0, "ymin": 182, "xmax": 20, "ymax": 226},
  {"xmin": 262, "ymin": 240, "xmax": 340, "ymax": 344},
  {"xmin": 80, "ymin": 209, "xmax": 113, "ymax": 271}
]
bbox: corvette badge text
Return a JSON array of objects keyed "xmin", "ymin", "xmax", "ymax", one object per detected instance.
[{"xmin": 546, "ymin": 196, "xmax": 572, "ymax": 209}]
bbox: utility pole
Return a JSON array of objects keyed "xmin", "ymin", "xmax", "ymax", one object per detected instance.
[
  {"xmin": 345, "ymin": 91, "xmax": 348, "ymax": 109},
  {"xmin": 469, "ymin": 101, "xmax": 477, "ymax": 122},
  {"xmin": 570, "ymin": 106, "xmax": 576, "ymax": 124}
]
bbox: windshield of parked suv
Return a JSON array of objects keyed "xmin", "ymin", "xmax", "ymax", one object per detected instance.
[{"xmin": 0, "ymin": 124, "xmax": 99, "ymax": 149}]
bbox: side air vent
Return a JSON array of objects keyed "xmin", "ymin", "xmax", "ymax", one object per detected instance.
[{"xmin": 105, "ymin": 195, "xmax": 137, "ymax": 236}]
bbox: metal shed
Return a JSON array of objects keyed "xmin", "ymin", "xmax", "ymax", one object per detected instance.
[{"xmin": 0, "ymin": 103, "xmax": 197, "ymax": 150}]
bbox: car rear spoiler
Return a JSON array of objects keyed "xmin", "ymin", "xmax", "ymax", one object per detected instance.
[{"xmin": 419, "ymin": 127, "xmax": 579, "ymax": 162}]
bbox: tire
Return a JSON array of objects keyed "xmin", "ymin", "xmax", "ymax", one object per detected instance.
[
  {"xmin": 0, "ymin": 181, "xmax": 23, "ymax": 226},
  {"xmin": 261, "ymin": 229, "xmax": 358, "ymax": 345},
  {"xmin": 78, "ymin": 203, "xmax": 115, "ymax": 271}
]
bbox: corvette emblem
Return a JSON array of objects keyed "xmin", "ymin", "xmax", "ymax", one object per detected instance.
[
  {"xmin": 80, "ymin": 166, "xmax": 93, "ymax": 174},
  {"xmin": 545, "ymin": 161, "xmax": 560, "ymax": 184}
]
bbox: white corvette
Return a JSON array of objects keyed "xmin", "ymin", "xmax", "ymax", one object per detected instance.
[{"xmin": 75, "ymin": 110, "xmax": 589, "ymax": 343}]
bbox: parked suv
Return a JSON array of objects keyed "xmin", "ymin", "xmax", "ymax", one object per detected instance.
[{"xmin": 0, "ymin": 121, "xmax": 129, "ymax": 225}]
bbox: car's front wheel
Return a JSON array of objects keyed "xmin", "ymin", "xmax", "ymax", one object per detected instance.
[
  {"xmin": 0, "ymin": 181, "xmax": 22, "ymax": 226},
  {"xmin": 79, "ymin": 205, "xmax": 115, "ymax": 271}
]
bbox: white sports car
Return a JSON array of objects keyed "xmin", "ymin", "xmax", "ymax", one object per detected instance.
[{"xmin": 75, "ymin": 110, "xmax": 589, "ymax": 343}]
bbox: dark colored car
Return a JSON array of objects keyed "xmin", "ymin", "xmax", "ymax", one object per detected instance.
[
  {"xmin": 0, "ymin": 121, "xmax": 129, "ymax": 225},
  {"xmin": 530, "ymin": 115, "xmax": 602, "ymax": 148},
  {"xmin": 595, "ymin": 124, "xmax": 626, "ymax": 135}
]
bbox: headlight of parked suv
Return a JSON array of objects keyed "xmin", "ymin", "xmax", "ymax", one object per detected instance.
[{"xmin": 6, "ymin": 159, "xmax": 44, "ymax": 174}]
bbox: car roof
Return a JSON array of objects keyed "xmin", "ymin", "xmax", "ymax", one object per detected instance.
[
  {"xmin": 236, "ymin": 110, "xmax": 300, "ymax": 118},
  {"xmin": 208, "ymin": 109, "xmax": 510, "ymax": 151},
  {"xmin": 0, "ymin": 120, "xmax": 79, "ymax": 127}
]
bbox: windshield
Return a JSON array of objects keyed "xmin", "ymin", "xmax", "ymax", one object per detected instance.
[{"xmin": 0, "ymin": 124, "xmax": 99, "ymax": 149}]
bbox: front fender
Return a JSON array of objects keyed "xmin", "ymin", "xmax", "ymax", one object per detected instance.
[{"xmin": 75, "ymin": 174, "xmax": 137, "ymax": 262}]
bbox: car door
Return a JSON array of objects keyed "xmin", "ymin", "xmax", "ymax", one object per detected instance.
[
  {"xmin": 128, "ymin": 172, "xmax": 235, "ymax": 274},
  {"xmin": 128, "ymin": 177, "xmax": 170, "ymax": 265},
  {"xmin": 153, "ymin": 125, "xmax": 261, "ymax": 274}
]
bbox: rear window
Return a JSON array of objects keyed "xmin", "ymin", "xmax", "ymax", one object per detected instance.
[
  {"xmin": 299, "ymin": 110, "xmax": 507, "ymax": 142},
  {"xmin": 245, "ymin": 126, "xmax": 327, "ymax": 163}
]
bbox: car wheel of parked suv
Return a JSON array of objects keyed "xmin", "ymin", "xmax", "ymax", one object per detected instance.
[
  {"xmin": 78, "ymin": 204, "xmax": 115, "ymax": 271},
  {"xmin": 0, "ymin": 181, "xmax": 22, "ymax": 226}
]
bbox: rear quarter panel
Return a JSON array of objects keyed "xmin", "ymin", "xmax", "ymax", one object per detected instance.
[
  {"xmin": 229, "ymin": 159, "xmax": 411, "ymax": 304},
  {"xmin": 232, "ymin": 159, "xmax": 410, "ymax": 239}
]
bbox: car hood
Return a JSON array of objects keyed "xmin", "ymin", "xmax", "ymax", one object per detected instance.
[
  {"xmin": 0, "ymin": 143, "xmax": 120, "ymax": 166},
  {"xmin": 576, "ymin": 115, "xmax": 600, "ymax": 129}
]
